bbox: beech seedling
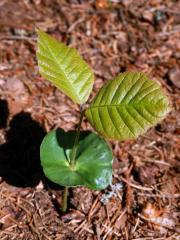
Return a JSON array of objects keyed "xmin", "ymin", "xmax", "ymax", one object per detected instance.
[{"xmin": 37, "ymin": 30, "xmax": 170, "ymax": 212}]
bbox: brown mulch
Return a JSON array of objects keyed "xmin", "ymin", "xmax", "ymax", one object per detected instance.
[{"xmin": 0, "ymin": 0, "xmax": 180, "ymax": 239}]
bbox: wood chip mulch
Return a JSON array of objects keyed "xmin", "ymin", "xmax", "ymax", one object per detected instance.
[{"xmin": 0, "ymin": 1, "xmax": 180, "ymax": 239}]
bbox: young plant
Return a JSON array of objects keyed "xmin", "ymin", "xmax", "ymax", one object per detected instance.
[{"xmin": 37, "ymin": 30, "xmax": 170, "ymax": 212}]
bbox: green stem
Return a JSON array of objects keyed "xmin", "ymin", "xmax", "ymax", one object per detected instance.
[
  {"xmin": 61, "ymin": 107, "xmax": 84, "ymax": 212},
  {"xmin": 70, "ymin": 106, "xmax": 84, "ymax": 168},
  {"xmin": 61, "ymin": 186, "xmax": 69, "ymax": 212}
]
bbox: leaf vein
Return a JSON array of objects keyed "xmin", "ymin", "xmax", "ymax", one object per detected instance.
[
  {"xmin": 116, "ymin": 107, "xmax": 135, "ymax": 137},
  {"xmin": 121, "ymin": 72, "xmax": 141, "ymax": 103},
  {"xmin": 133, "ymin": 106, "xmax": 154, "ymax": 125},
  {"xmin": 138, "ymin": 87, "xmax": 160, "ymax": 103},
  {"xmin": 111, "ymin": 72, "xmax": 129, "ymax": 103},
  {"xmin": 107, "ymin": 107, "xmax": 123, "ymax": 138}
]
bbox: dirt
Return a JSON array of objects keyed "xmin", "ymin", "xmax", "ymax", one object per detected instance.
[{"xmin": 0, "ymin": 0, "xmax": 180, "ymax": 239}]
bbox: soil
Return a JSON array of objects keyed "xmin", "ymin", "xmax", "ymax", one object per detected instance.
[{"xmin": 0, "ymin": 1, "xmax": 180, "ymax": 239}]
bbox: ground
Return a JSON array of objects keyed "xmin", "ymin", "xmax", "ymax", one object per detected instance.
[{"xmin": 0, "ymin": 0, "xmax": 180, "ymax": 239}]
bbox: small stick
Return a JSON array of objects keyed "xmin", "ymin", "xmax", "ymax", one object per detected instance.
[
  {"xmin": 120, "ymin": 177, "xmax": 153, "ymax": 192},
  {"xmin": 0, "ymin": 36, "xmax": 36, "ymax": 41}
]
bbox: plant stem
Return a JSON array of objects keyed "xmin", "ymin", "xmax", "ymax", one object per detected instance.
[
  {"xmin": 61, "ymin": 107, "xmax": 84, "ymax": 212},
  {"xmin": 61, "ymin": 186, "xmax": 69, "ymax": 212},
  {"xmin": 70, "ymin": 106, "xmax": 84, "ymax": 168}
]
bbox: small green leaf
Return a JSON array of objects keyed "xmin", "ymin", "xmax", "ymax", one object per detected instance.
[
  {"xmin": 40, "ymin": 129, "xmax": 113, "ymax": 190},
  {"xmin": 37, "ymin": 30, "xmax": 94, "ymax": 104},
  {"xmin": 86, "ymin": 72, "xmax": 170, "ymax": 140}
]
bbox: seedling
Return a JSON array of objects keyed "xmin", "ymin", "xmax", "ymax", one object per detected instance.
[{"xmin": 37, "ymin": 31, "xmax": 170, "ymax": 212}]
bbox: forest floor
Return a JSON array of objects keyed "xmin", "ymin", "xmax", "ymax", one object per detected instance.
[{"xmin": 0, "ymin": 0, "xmax": 180, "ymax": 239}]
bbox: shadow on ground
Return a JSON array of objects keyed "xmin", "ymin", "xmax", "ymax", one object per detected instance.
[
  {"xmin": 0, "ymin": 99, "xmax": 9, "ymax": 128},
  {"xmin": 0, "ymin": 100, "xmax": 46, "ymax": 187}
]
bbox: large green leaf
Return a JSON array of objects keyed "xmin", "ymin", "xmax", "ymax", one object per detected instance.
[
  {"xmin": 40, "ymin": 129, "xmax": 113, "ymax": 190},
  {"xmin": 37, "ymin": 30, "xmax": 94, "ymax": 104},
  {"xmin": 86, "ymin": 72, "xmax": 170, "ymax": 140}
]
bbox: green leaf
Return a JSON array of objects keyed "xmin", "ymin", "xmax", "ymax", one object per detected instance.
[
  {"xmin": 40, "ymin": 129, "xmax": 113, "ymax": 190},
  {"xmin": 86, "ymin": 72, "xmax": 170, "ymax": 140},
  {"xmin": 37, "ymin": 30, "xmax": 94, "ymax": 104}
]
